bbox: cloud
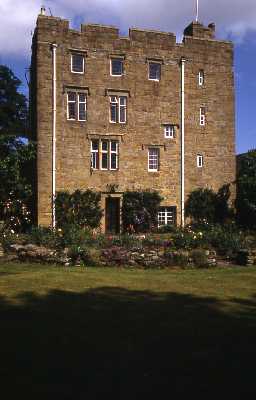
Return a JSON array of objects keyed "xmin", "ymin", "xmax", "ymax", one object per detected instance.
[{"xmin": 1, "ymin": 0, "xmax": 256, "ymax": 58}]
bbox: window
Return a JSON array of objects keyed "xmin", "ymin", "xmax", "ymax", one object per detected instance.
[
  {"xmin": 109, "ymin": 95, "xmax": 127, "ymax": 123},
  {"xmin": 158, "ymin": 206, "xmax": 177, "ymax": 226},
  {"xmin": 71, "ymin": 53, "xmax": 84, "ymax": 74},
  {"xmin": 148, "ymin": 62, "xmax": 161, "ymax": 81},
  {"xmin": 91, "ymin": 139, "xmax": 119, "ymax": 170},
  {"xmin": 198, "ymin": 70, "xmax": 204, "ymax": 86},
  {"xmin": 67, "ymin": 91, "xmax": 87, "ymax": 121},
  {"xmin": 91, "ymin": 140, "xmax": 99, "ymax": 169},
  {"xmin": 164, "ymin": 125, "xmax": 175, "ymax": 138},
  {"xmin": 200, "ymin": 107, "xmax": 206, "ymax": 126},
  {"xmin": 111, "ymin": 58, "xmax": 123, "ymax": 76},
  {"xmin": 197, "ymin": 154, "xmax": 203, "ymax": 168},
  {"xmin": 148, "ymin": 148, "xmax": 159, "ymax": 171}
]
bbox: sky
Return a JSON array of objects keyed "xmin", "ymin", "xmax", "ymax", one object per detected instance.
[{"xmin": 0, "ymin": 0, "xmax": 255, "ymax": 154}]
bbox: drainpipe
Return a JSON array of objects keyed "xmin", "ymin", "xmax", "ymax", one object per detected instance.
[
  {"xmin": 180, "ymin": 57, "xmax": 186, "ymax": 227},
  {"xmin": 52, "ymin": 43, "xmax": 57, "ymax": 229}
]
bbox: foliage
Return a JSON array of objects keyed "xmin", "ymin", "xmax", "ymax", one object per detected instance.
[
  {"xmin": 0, "ymin": 65, "xmax": 28, "ymax": 138},
  {"xmin": 185, "ymin": 185, "xmax": 233, "ymax": 224},
  {"xmin": 55, "ymin": 190, "xmax": 103, "ymax": 229},
  {"xmin": 0, "ymin": 66, "xmax": 35, "ymax": 232},
  {"xmin": 0, "ymin": 194, "xmax": 32, "ymax": 233},
  {"xmin": 68, "ymin": 244, "xmax": 90, "ymax": 265},
  {"xmin": 122, "ymin": 190, "xmax": 163, "ymax": 232},
  {"xmin": 190, "ymin": 249, "xmax": 209, "ymax": 268},
  {"xmin": 236, "ymin": 150, "xmax": 256, "ymax": 229}
]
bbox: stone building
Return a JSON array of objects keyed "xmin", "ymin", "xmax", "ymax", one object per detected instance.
[{"xmin": 30, "ymin": 10, "xmax": 235, "ymax": 233}]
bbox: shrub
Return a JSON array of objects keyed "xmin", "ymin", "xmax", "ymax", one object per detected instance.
[
  {"xmin": 185, "ymin": 185, "xmax": 233, "ymax": 224},
  {"xmin": 30, "ymin": 226, "xmax": 60, "ymax": 248},
  {"xmin": 122, "ymin": 190, "xmax": 163, "ymax": 232},
  {"xmin": 0, "ymin": 194, "xmax": 32, "ymax": 234},
  {"xmin": 172, "ymin": 251, "xmax": 190, "ymax": 267},
  {"xmin": 68, "ymin": 244, "xmax": 90, "ymax": 265},
  {"xmin": 190, "ymin": 249, "xmax": 209, "ymax": 268},
  {"xmin": 55, "ymin": 190, "xmax": 103, "ymax": 229}
]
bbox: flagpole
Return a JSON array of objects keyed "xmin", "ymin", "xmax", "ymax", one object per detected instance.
[{"xmin": 196, "ymin": 0, "xmax": 199, "ymax": 22}]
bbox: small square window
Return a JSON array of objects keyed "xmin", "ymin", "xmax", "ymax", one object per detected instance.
[
  {"xmin": 200, "ymin": 107, "xmax": 206, "ymax": 126},
  {"xmin": 158, "ymin": 206, "xmax": 177, "ymax": 226},
  {"xmin": 111, "ymin": 58, "xmax": 123, "ymax": 76},
  {"xmin": 164, "ymin": 125, "xmax": 175, "ymax": 138},
  {"xmin": 149, "ymin": 62, "xmax": 161, "ymax": 81},
  {"xmin": 198, "ymin": 70, "xmax": 204, "ymax": 86},
  {"xmin": 71, "ymin": 54, "xmax": 84, "ymax": 74},
  {"xmin": 197, "ymin": 154, "xmax": 203, "ymax": 168},
  {"xmin": 148, "ymin": 148, "xmax": 159, "ymax": 171}
]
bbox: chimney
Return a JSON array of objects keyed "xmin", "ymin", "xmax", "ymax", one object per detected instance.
[{"xmin": 40, "ymin": 5, "xmax": 46, "ymax": 16}]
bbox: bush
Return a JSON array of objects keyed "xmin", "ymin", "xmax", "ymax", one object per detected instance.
[
  {"xmin": 55, "ymin": 190, "xmax": 103, "ymax": 229},
  {"xmin": 190, "ymin": 249, "xmax": 209, "ymax": 268},
  {"xmin": 0, "ymin": 194, "xmax": 32, "ymax": 234},
  {"xmin": 68, "ymin": 244, "xmax": 90, "ymax": 265},
  {"xmin": 30, "ymin": 226, "xmax": 61, "ymax": 248},
  {"xmin": 185, "ymin": 185, "xmax": 233, "ymax": 224},
  {"xmin": 122, "ymin": 190, "xmax": 163, "ymax": 233}
]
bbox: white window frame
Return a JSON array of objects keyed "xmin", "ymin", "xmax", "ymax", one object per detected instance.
[
  {"xmin": 110, "ymin": 141, "xmax": 119, "ymax": 170},
  {"xmin": 148, "ymin": 148, "xmax": 159, "ymax": 172},
  {"xmin": 91, "ymin": 140, "xmax": 99, "ymax": 169},
  {"xmin": 90, "ymin": 139, "xmax": 119, "ymax": 171},
  {"xmin": 67, "ymin": 91, "xmax": 87, "ymax": 121},
  {"xmin": 197, "ymin": 154, "xmax": 203, "ymax": 168},
  {"xmin": 71, "ymin": 53, "xmax": 85, "ymax": 74},
  {"xmin": 198, "ymin": 70, "xmax": 204, "ymax": 86},
  {"xmin": 101, "ymin": 140, "xmax": 109, "ymax": 170},
  {"xmin": 110, "ymin": 58, "xmax": 123, "ymax": 76},
  {"xmin": 78, "ymin": 92, "xmax": 87, "ymax": 121},
  {"xmin": 148, "ymin": 62, "xmax": 161, "ymax": 81},
  {"xmin": 157, "ymin": 207, "xmax": 176, "ymax": 226},
  {"xmin": 164, "ymin": 125, "xmax": 175, "ymax": 138},
  {"xmin": 67, "ymin": 92, "xmax": 76, "ymax": 120},
  {"xmin": 109, "ymin": 95, "xmax": 127, "ymax": 124},
  {"xmin": 200, "ymin": 107, "xmax": 206, "ymax": 126}
]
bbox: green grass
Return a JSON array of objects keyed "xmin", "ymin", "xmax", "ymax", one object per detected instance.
[{"xmin": 1, "ymin": 262, "xmax": 256, "ymax": 398}]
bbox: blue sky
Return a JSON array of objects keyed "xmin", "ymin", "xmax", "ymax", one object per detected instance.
[{"xmin": 0, "ymin": 0, "xmax": 255, "ymax": 154}]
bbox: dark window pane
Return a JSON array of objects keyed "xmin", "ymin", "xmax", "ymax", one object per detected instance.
[
  {"xmin": 110, "ymin": 103, "xmax": 117, "ymax": 122},
  {"xmin": 102, "ymin": 153, "xmax": 108, "ymax": 169},
  {"xmin": 72, "ymin": 54, "xmax": 84, "ymax": 73},
  {"xmin": 79, "ymin": 106, "xmax": 86, "ymax": 120},
  {"xmin": 111, "ymin": 59, "xmax": 123, "ymax": 75},
  {"xmin": 111, "ymin": 141, "xmax": 117, "ymax": 152},
  {"xmin": 68, "ymin": 103, "xmax": 76, "ymax": 119},
  {"xmin": 111, "ymin": 153, "xmax": 117, "ymax": 169},
  {"xmin": 149, "ymin": 62, "xmax": 161, "ymax": 80},
  {"xmin": 119, "ymin": 106, "xmax": 126, "ymax": 123},
  {"xmin": 102, "ymin": 141, "xmax": 108, "ymax": 151},
  {"xmin": 92, "ymin": 140, "xmax": 99, "ymax": 151},
  {"xmin": 67, "ymin": 92, "xmax": 76, "ymax": 101}
]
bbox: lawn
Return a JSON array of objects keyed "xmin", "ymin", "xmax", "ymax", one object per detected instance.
[{"xmin": 1, "ymin": 262, "xmax": 256, "ymax": 398}]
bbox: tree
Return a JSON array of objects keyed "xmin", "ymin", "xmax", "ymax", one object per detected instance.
[
  {"xmin": 0, "ymin": 65, "xmax": 28, "ymax": 139},
  {"xmin": 0, "ymin": 66, "xmax": 35, "ymax": 232},
  {"xmin": 236, "ymin": 150, "xmax": 256, "ymax": 229}
]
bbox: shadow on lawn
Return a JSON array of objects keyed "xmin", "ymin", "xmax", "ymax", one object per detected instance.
[{"xmin": 1, "ymin": 287, "xmax": 256, "ymax": 398}]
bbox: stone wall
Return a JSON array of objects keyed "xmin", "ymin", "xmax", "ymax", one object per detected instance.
[{"xmin": 31, "ymin": 15, "xmax": 235, "ymax": 229}]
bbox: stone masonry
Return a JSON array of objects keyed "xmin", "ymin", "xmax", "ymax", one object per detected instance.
[{"xmin": 30, "ymin": 13, "xmax": 235, "ymax": 232}]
